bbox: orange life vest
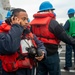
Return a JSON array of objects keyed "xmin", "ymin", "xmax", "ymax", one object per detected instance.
[
  {"xmin": 0, "ymin": 22, "xmax": 36, "ymax": 72},
  {"xmin": 30, "ymin": 13, "xmax": 60, "ymax": 44}
]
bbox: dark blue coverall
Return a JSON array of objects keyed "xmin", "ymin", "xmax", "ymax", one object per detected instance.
[{"xmin": 64, "ymin": 20, "xmax": 75, "ymax": 68}]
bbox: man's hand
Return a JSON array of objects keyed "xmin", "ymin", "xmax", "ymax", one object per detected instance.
[
  {"xmin": 11, "ymin": 16, "xmax": 21, "ymax": 25},
  {"xmin": 35, "ymin": 51, "xmax": 45, "ymax": 61}
]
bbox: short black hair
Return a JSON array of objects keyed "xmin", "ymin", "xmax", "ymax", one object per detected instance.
[
  {"xmin": 5, "ymin": 8, "xmax": 26, "ymax": 25},
  {"xmin": 11, "ymin": 8, "xmax": 26, "ymax": 17},
  {"xmin": 68, "ymin": 13, "xmax": 74, "ymax": 18}
]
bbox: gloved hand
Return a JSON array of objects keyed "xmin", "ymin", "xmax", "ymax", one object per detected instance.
[
  {"xmin": 35, "ymin": 51, "xmax": 45, "ymax": 61},
  {"xmin": 23, "ymin": 28, "xmax": 30, "ymax": 34}
]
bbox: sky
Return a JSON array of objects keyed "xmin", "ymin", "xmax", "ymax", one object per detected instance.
[{"xmin": 10, "ymin": 0, "xmax": 75, "ymax": 24}]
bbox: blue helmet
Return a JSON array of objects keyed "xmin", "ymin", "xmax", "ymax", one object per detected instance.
[
  {"xmin": 39, "ymin": 1, "xmax": 55, "ymax": 12},
  {"xmin": 53, "ymin": 12, "xmax": 56, "ymax": 16},
  {"xmin": 67, "ymin": 8, "xmax": 75, "ymax": 15},
  {"xmin": 28, "ymin": 18, "xmax": 30, "ymax": 22},
  {"xmin": 5, "ymin": 10, "xmax": 12, "ymax": 18},
  {"xmin": 0, "ymin": 20, "xmax": 3, "ymax": 25}
]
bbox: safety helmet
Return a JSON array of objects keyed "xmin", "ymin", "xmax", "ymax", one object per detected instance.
[
  {"xmin": 28, "ymin": 18, "xmax": 30, "ymax": 22},
  {"xmin": 5, "ymin": 10, "xmax": 12, "ymax": 18},
  {"xmin": 53, "ymin": 12, "xmax": 56, "ymax": 16},
  {"xmin": 0, "ymin": 20, "xmax": 3, "ymax": 25},
  {"xmin": 67, "ymin": 8, "xmax": 75, "ymax": 15},
  {"xmin": 39, "ymin": 1, "xmax": 55, "ymax": 12}
]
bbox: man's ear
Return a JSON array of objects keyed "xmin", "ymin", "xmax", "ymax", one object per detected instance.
[{"xmin": 11, "ymin": 16, "xmax": 18, "ymax": 20}]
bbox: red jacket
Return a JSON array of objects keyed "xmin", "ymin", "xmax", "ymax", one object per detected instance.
[
  {"xmin": 0, "ymin": 22, "xmax": 35, "ymax": 72},
  {"xmin": 30, "ymin": 12, "xmax": 60, "ymax": 44}
]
